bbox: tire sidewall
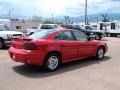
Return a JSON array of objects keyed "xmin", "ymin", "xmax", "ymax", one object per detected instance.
[
  {"xmin": 45, "ymin": 53, "xmax": 60, "ymax": 71},
  {"xmin": 96, "ymin": 47, "xmax": 105, "ymax": 60}
]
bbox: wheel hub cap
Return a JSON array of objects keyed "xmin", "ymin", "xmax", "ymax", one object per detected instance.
[
  {"xmin": 98, "ymin": 49, "xmax": 104, "ymax": 59},
  {"xmin": 48, "ymin": 56, "xmax": 58, "ymax": 70}
]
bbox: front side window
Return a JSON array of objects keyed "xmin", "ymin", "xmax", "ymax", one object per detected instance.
[
  {"xmin": 47, "ymin": 25, "xmax": 54, "ymax": 29},
  {"xmin": 73, "ymin": 30, "xmax": 88, "ymax": 41},
  {"xmin": 60, "ymin": 31, "xmax": 74, "ymax": 40},
  {"xmin": 54, "ymin": 33, "xmax": 61, "ymax": 40},
  {"xmin": 41, "ymin": 25, "xmax": 48, "ymax": 29}
]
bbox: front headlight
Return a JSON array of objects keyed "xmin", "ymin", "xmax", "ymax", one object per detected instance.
[{"xmin": 7, "ymin": 34, "xmax": 13, "ymax": 39}]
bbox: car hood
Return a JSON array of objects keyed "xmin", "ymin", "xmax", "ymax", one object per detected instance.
[{"xmin": 0, "ymin": 31, "xmax": 23, "ymax": 34}]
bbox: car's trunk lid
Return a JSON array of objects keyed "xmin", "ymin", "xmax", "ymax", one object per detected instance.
[{"xmin": 12, "ymin": 37, "xmax": 33, "ymax": 49}]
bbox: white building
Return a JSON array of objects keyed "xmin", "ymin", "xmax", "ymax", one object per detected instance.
[
  {"xmin": 10, "ymin": 19, "xmax": 42, "ymax": 33},
  {"xmin": 0, "ymin": 19, "xmax": 10, "ymax": 27}
]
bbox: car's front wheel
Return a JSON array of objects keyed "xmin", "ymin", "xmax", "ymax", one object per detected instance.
[
  {"xmin": 45, "ymin": 53, "xmax": 60, "ymax": 71},
  {"xmin": 96, "ymin": 47, "xmax": 105, "ymax": 59}
]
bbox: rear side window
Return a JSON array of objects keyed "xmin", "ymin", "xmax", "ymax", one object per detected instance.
[{"xmin": 54, "ymin": 31, "xmax": 74, "ymax": 40}]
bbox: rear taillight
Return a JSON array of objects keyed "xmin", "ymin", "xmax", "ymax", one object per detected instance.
[{"xmin": 23, "ymin": 42, "xmax": 37, "ymax": 50}]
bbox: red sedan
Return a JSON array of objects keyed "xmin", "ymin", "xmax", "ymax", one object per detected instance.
[{"xmin": 9, "ymin": 29, "xmax": 108, "ymax": 71}]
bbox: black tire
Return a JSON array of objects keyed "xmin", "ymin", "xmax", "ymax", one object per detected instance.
[
  {"xmin": 44, "ymin": 53, "xmax": 61, "ymax": 71},
  {"xmin": 0, "ymin": 39, "xmax": 4, "ymax": 49},
  {"xmin": 110, "ymin": 34, "xmax": 113, "ymax": 37},
  {"xmin": 30, "ymin": 32, "xmax": 34, "ymax": 35},
  {"xmin": 106, "ymin": 33, "xmax": 108, "ymax": 37},
  {"xmin": 96, "ymin": 47, "xmax": 105, "ymax": 60},
  {"xmin": 114, "ymin": 34, "xmax": 117, "ymax": 37}
]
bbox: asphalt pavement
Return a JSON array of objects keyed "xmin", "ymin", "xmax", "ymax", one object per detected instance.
[{"xmin": 0, "ymin": 37, "xmax": 120, "ymax": 90}]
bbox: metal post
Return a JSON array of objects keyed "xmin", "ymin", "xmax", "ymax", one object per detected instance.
[
  {"xmin": 52, "ymin": 13, "xmax": 54, "ymax": 23},
  {"xmin": 9, "ymin": 11, "xmax": 11, "ymax": 19},
  {"xmin": 85, "ymin": 0, "xmax": 87, "ymax": 25}
]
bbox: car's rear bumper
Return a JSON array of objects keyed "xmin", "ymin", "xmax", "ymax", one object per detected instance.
[{"xmin": 8, "ymin": 47, "xmax": 45, "ymax": 65}]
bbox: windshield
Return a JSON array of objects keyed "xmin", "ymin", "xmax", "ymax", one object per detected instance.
[
  {"xmin": 29, "ymin": 30, "xmax": 55, "ymax": 39},
  {"xmin": 0, "ymin": 25, "xmax": 11, "ymax": 31},
  {"xmin": 85, "ymin": 26, "xmax": 94, "ymax": 30}
]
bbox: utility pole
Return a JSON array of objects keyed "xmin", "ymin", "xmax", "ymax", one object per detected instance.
[
  {"xmin": 52, "ymin": 13, "xmax": 54, "ymax": 23},
  {"xmin": 9, "ymin": 10, "xmax": 11, "ymax": 19},
  {"xmin": 85, "ymin": 0, "xmax": 88, "ymax": 25}
]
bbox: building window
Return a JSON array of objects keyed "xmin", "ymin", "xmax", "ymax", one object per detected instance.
[
  {"xmin": 32, "ymin": 27, "xmax": 37, "ymax": 29},
  {"xmin": 16, "ymin": 26, "xmax": 21, "ymax": 29},
  {"xmin": 111, "ymin": 23, "xmax": 115, "ymax": 30}
]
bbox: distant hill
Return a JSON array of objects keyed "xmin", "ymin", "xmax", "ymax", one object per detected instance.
[{"xmin": 52, "ymin": 14, "xmax": 120, "ymax": 23}]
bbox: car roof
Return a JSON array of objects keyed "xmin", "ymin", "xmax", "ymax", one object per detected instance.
[
  {"xmin": 40, "ymin": 24, "xmax": 58, "ymax": 25},
  {"xmin": 37, "ymin": 28, "xmax": 79, "ymax": 33}
]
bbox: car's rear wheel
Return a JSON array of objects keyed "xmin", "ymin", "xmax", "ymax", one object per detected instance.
[
  {"xmin": 96, "ymin": 47, "xmax": 105, "ymax": 59},
  {"xmin": 45, "ymin": 53, "xmax": 60, "ymax": 71},
  {"xmin": 0, "ymin": 39, "xmax": 4, "ymax": 49}
]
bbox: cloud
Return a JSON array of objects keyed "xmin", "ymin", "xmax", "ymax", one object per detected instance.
[{"xmin": 0, "ymin": 0, "xmax": 120, "ymax": 17}]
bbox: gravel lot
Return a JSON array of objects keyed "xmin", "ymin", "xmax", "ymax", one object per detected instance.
[{"xmin": 0, "ymin": 37, "xmax": 120, "ymax": 90}]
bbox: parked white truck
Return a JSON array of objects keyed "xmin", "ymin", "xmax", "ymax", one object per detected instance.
[
  {"xmin": 0, "ymin": 24, "xmax": 24, "ymax": 49},
  {"xmin": 97, "ymin": 20, "xmax": 120, "ymax": 37},
  {"xmin": 26, "ymin": 24, "xmax": 60, "ymax": 35}
]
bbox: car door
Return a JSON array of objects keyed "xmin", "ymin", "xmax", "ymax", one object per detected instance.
[
  {"xmin": 54, "ymin": 30, "xmax": 79, "ymax": 62},
  {"xmin": 72, "ymin": 30, "xmax": 96, "ymax": 58}
]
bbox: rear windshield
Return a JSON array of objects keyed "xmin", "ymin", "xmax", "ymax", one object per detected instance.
[
  {"xmin": 29, "ymin": 30, "xmax": 54, "ymax": 39},
  {"xmin": 41, "ymin": 25, "xmax": 54, "ymax": 29}
]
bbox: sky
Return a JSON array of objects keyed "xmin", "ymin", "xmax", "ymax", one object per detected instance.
[{"xmin": 0, "ymin": 0, "xmax": 120, "ymax": 17}]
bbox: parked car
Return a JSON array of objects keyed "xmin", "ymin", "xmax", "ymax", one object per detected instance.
[
  {"xmin": 97, "ymin": 21, "xmax": 120, "ymax": 37},
  {"xmin": 61, "ymin": 24, "xmax": 96, "ymax": 39},
  {"xmin": 26, "ymin": 24, "xmax": 61, "ymax": 35},
  {"xmin": 0, "ymin": 24, "xmax": 24, "ymax": 49},
  {"xmin": 9, "ymin": 29, "xmax": 108, "ymax": 71},
  {"xmin": 82, "ymin": 25, "xmax": 105, "ymax": 40}
]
